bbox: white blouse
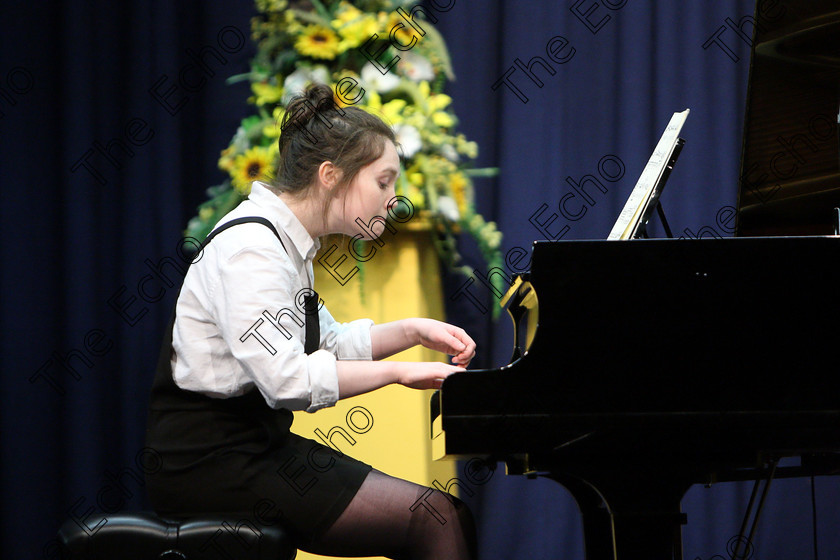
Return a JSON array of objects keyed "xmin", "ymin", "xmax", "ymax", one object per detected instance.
[{"xmin": 171, "ymin": 181, "xmax": 373, "ymax": 412}]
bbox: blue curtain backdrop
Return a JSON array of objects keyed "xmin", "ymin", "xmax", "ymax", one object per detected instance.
[{"xmin": 2, "ymin": 1, "xmax": 839, "ymax": 559}]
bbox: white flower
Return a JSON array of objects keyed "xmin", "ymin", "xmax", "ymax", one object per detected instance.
[
  {"xmin": 440, "ymin": 143, "xmax": 459, "ymax": 162},
  {"xmin": 231, "ymin": 126, "xmax": 249, "ymax": 151},
  {"xmin": 310, "ymin": 66, "xmax": 330, "ymax": 84},
  {"xmin": 437, "ymin": 196, "xmax": 460, "ymax": 221},
  {"xmin": 393, "ymin": 124, "xmax": 422, "ymax": 158},
  {"xmin": 283, "ymin": 65, "xmax": 330, "ymax": 102},
  {"xmin": 397, "ymin": 52, "xmax": 435, "ymax": 82},
  {"xmin": 360, "ymin": 62, "xmax": 401, "ymax": 93}
]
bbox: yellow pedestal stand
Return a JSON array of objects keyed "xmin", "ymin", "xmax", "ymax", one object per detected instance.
[{"xmin": 291, "ymin": 224, "xmax": 456, "ymax": 560}]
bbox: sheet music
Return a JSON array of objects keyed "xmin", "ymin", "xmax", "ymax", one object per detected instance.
[{"xmin": 608, "ymin": 109, "xmax": 690, "ymax": 240}]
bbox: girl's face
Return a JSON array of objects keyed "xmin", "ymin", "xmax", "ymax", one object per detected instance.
[{"xmin": 339, "ymin": 140, "xmax": 400, "ymax": 239}]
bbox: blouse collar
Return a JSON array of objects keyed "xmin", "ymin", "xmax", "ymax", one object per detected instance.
[{"xmin": 248, "ymin": 181, "xmax": 321, "ymax": 262}]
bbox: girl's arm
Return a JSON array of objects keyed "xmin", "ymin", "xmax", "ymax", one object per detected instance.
[
  {"xmin": 370, "ymin": 318, "xmax": 476, "ymax": 365},
  {"xmin": 334, "ymin": 318, "xmax": 475, "ymax": 400},
  {"xmin": 335, "ymin": 360, "xmax": 465, "ymax": 399}
]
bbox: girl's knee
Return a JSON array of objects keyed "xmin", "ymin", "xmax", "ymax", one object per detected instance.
[
  {"xmin": 448, "ymin": 494, "xmax": 475, "ymax": 530},
  {"xmin": 410, "ymin": 487, "xmax": 472, "ymax": 528}
]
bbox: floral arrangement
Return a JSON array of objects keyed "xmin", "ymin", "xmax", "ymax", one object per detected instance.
[{"xmin": 187, "ymin": 0, "xmax": 503, "ymax": 296}]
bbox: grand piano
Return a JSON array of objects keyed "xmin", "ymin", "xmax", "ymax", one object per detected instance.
[{"xmin": 430, "ymin": 2, "xmax": 840, "ymax": 559}]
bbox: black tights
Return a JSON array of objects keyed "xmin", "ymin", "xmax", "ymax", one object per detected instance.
[{"xmin": 301, "ymin": 469, "xmax": 478, "ymax": 559}]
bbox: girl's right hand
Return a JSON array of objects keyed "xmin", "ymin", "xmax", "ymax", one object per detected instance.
[{"xmin": 396, "ymin": 362, "xmax": 466, "ymax": 390}]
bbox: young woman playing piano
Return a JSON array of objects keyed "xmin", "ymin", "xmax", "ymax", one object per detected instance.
[{"xmin": 145, "ymin": 83, "xmax": 478, "ymax": 559}]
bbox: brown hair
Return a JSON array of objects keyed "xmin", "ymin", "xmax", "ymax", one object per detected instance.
[{"xmin": 272, "ymin": 83, "xmax": 396, "ymax": 223}]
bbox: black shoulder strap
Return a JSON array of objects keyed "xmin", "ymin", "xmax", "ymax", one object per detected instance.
[
  {"xmin": 187, "ymin": 216, "xmax": 319, "ymax": 355},
  {"xmin": 198, "ymin": 216, "xmax": 287, "ymax": 257}
]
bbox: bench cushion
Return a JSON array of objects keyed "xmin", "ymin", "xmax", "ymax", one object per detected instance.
[{"xmin": 58, "ymin": 512, "xmax": 296, "ymax": 559}]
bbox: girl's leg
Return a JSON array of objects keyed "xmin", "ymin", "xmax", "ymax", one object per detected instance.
[{"xmin": 301, "ymin": 469, "xmax": 477, "ymax": 560}]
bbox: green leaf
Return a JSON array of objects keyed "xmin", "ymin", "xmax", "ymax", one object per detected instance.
[
  {"xmin": 290, "ymin": 8, "xmax": 331, "ymax": 27},
  {"xmin": 464, "ymin": 167, "xmax": 500, "ymax": 177},
  {"xmin": 226, "ymin": 72, "xmax": 259, "ymax": 84},
  {"xmin": 308, "ymin": 0, "xmax": 334, "ymax": 22}
]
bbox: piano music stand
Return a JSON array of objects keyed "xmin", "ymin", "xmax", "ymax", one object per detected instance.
[
  {"xmin": 609, "ymin": 109, "xmax": 689, "ymax": 240},
  {"xmin": 633, "ymin": 137, "xmax": 684, "ymax": 239}
]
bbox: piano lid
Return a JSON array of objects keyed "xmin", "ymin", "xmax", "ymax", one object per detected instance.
[{"xmin": 735, "ymin": 0, "xmax": 840, "ymax": 236}]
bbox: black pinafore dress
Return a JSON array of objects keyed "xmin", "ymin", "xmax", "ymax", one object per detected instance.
[{"xmin": 144, "ymin": 217, "xmax": 372, "ymax": 545}]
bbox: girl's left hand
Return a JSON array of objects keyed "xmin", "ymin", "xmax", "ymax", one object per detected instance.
[{"xmin": 410, "ymin": 319, "xmax": 476, "ymax": 368}]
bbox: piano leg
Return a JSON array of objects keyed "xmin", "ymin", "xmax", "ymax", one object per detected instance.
[
  {"xmin": 549, "ymin": 474, "xmax": 617, "ymax": 559},
  {"xmin": 546, "ymin": 470, "xmax": 691, "ymax": 560}
]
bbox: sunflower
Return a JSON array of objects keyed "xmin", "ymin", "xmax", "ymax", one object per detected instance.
[
  {"xmin": 332, "ymin": 3, "xmax": 380, "ymax": 52},
  {"xmin": 217, "ymin": 144, "xmax": 237, "ymax": 173},
  {"xmin": 250, "ymin": 81, "xmax": 283, "ymax": 107},
  {"xmin": 294, "ymin": 25, "xmax": 340, "ymax": 60},
  {"xmin": 230, "ymin": 146, "xmax": 274, "ymax": 194},
  {"xmin": 449, "ymin": 171, "xmax": 470, "ymax": 217},
  {"xmin": 386, "ymin": 11, "xmax": 423, "ymax": 49}
]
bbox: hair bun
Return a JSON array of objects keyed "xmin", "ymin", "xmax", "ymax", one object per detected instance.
[
  {"xmin": 281, "ymin": 83, "xmax": 338, "ymax": 139},
  {"xmin": 304, "ymin": 83, "xmax": 337, "ymax": 112}
]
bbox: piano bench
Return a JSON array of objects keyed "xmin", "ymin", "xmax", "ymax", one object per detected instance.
[{"xmin": 57, "ymin": 511, "xmax": 297, "ymax": 559}]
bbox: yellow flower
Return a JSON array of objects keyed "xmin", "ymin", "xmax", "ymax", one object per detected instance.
[
  {"xmin": 284, "ymin": 10, "xmax": 303, "ymax": 34},
  {"xmin": 404, "ymin": 160, "xmax": 424, "ymax": 186},
  {"xmin": 263, "ymin": 106, "xmax": 285, "ymax": 138},
  {"xmin": 408, "ymin": 172, "xmax": 424, "ymax": 187},
  {"xmin": 422, "ymin": 82, "xmax": 453, "ymax": 113},
  {"xmin": 362, "ymin": 90, "xmax": 407, "ymax": 126},
  {"xmin": 218, "ymin": 145, "xmax": 237, "ymax": 172},
  {"xmin": 230, "ymin": 146, "xmax": 274, "ymax": 194},
  {"xmin": 332, "ymin": 3, "xmax": 380, "ymax": 52},
  {"xmin": 406, "ymin": 187, "xmax": 425, "ymax": 209},
  {"xmin": 432, "ymin": 111, "xmax": 454, "ymax": 128},
  {"xmin": 255, "ymin": 0, "xmax": 287, "ymax": 12},
  {"xmin": 456, "ymin": 134, "xmax": 478, "ymax": 158},
  {"xmin": 385, "ymin": 12, "xmax": 423, "ymax": 49},
  {"xmin": 251, "ymin": 81, "xmax": 283, "ymax": 106},
  {"xmin": 425, "ymin": 130, "xmax": 446, "ymax": 145},
  {"xmin": 412, "ymin": 81, "xmax": 455, "ymax": 129},
  {"xmin": 449, "ymin": 172, "xmax": 470, "ymax": 216},
  {"xmin": 199, "ymin": 206, "xmax": 215, "ymax": 221},
  {"xmin": 294, "ymin": 26, "xmax": 340, "ymax": 60},
  {"xmin": 331, "ymin": 74, "xmax": 363, "ymax": 108}
]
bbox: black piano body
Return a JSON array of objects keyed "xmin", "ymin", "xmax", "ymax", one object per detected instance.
[{"xmin": 431, "ymin": 237, "xmax": 840, "ymax": 559}]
